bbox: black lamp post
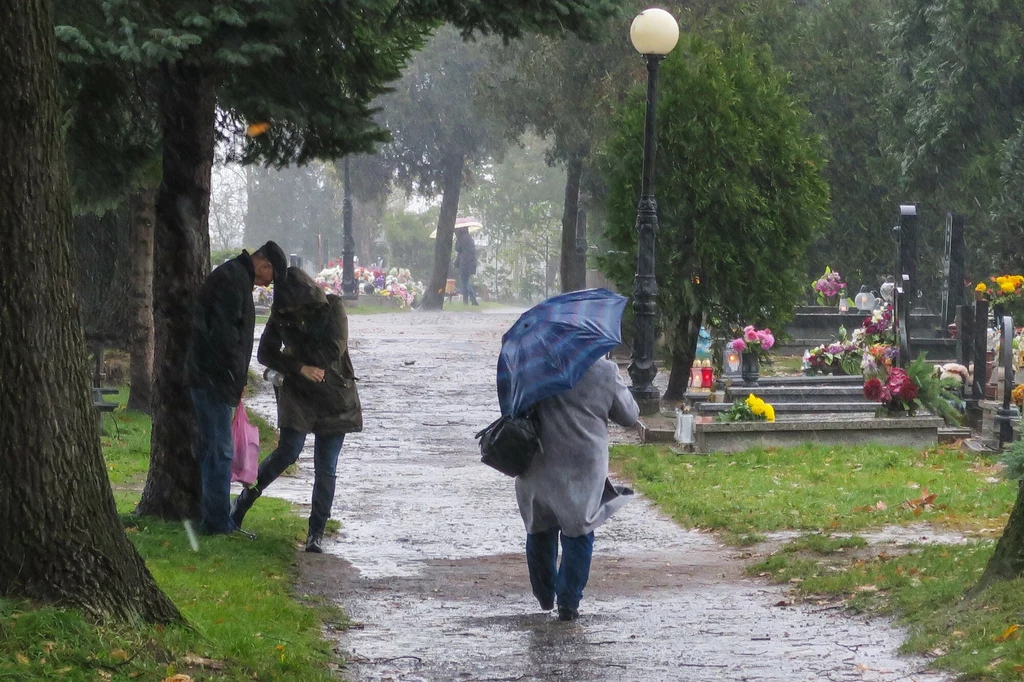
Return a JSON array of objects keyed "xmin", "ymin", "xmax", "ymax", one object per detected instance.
[
  {"xmin": 341, "ymin": 155, "xmax": 358, "ymax": 300},
  {"xmin": 627, "ymin": 8, "xmax": 679, "ymax": 415}
]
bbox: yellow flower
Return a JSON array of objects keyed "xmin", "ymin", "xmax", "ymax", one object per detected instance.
[
  {"xmin": 1000, "ymin": 278, "xmax": 1016, "ymax": 294},
  {"xmin": 975, "ymin": 282, "xmax": 988, "ymax": 293},
  {"xmin": 764, "ymin": 404, "xmax": 775, "ymax": 422}
]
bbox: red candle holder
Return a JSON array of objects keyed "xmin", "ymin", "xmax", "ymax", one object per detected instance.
[{"xmin": 701, "ymin": 367, "xmax": 713, "ymax": 388}]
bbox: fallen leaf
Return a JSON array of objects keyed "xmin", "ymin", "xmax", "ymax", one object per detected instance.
[
  {"xmin": 855, "ymin": 584, "xmax": 879, "ymax": 593},
  {"xmin": 246, "ymin": 122, "xmax": 270, "ymax": 138},
  {"xmin": 162, "ymin": 676, "xmax": 193, "ymax": 682},
  {"xmin": 995, "ymin": 624, "xmax": 1019, "ymax": 642},
  {"xmin": 110, "ymin": 649, "xmax": 129, "ymax": 662},
  {"xmin": 903, "ymin": 487, "xmax": 938, "ymax": 512},
  {"xmin": 15, "ymin": 654, "xmax": 28, "ymax": 665},
  {"xmin": 182, "ymin": 654, "xmax": 224, "ymax": 670}
]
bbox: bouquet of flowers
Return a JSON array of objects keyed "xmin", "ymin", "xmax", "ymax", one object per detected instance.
[
  {"xmin": 315, "ymin": 264, "xmax": 425, "ymax": 308},
  {"xmin": 975, "ymin": 275, "xmax": 1024, "ymax": 319},
  {"xmin": 716, "ymin": 394, "xmax": 776, "ymax": 423},
  {"xmin": 728, "ymin": 326, "xmax": 775, "ymax": 359},
  {"xmin": 811, "ymin": 266, "xmax": 846, "ymax": 305},
  {"xmin": 862, "ymin": 355, "xmax": 962, "ymax": 423},
  {"xmin": 861, "ymin": 305, "xmax": 894, "ymax": 344},
  {"xmin": 1013, "ymin": 384, "xmax": 1024, "ymax": 410},
  {"xmin": 860, "ymin": 343, "xmax": 899, "ymax": 378},
  {"xmin": 807, "ymin": 341, "xmax": 862, "ymax": 375}
]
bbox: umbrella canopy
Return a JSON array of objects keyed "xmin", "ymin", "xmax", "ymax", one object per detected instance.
[
  {"xmin": 429, "ymin": 217, "xmax": 483, "ymax": 239},
  {"xmin": 497, "ymin": 288, "xmax": 628, "ymax": 417}
]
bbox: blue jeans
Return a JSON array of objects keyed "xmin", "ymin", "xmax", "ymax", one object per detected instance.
[
  {"xmin": 459, "ymin": 272, "xmax": 478, "ymax": 305},
  {"xmin": 191, "ymin": 387, "xmax": 236, "ymax": 534},
  {"xmin": 526, "ymin": 529, "xmax": 595, "ymax": 610},
  {"xmin": 254, "ymin": 427, "xmax": 345, "ymax": 534}
]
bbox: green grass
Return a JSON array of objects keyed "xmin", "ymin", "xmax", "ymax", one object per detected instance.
[
  {"xmin": 761, "ymin": 355, "xmax": 804, "ymax": 376},
  {"xmin": 613, "ymin": 442, "xmax": 1024, "ymax": 680},
  {"xmin": 611, "ymin": 443, "xmax": 1013, "ymax": 539},
  {"xmin": 0, "ymin": 389, "xmax": 343, "ymax": 681},
  {"xmin": 747, "ymin": 539, "xmax": 1024, "ymax": 680}
]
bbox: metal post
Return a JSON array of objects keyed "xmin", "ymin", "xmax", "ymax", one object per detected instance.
[
  {"xmin": 628, "ymin": 54, "xmax": 664, "ymax": 415},
  {"xmin": 341, "ymin": 156, "xmax": 358, "ymax": 299}
]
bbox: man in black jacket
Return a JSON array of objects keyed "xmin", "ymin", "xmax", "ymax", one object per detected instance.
[{"xmin": 188, "ymin": 241, "xmax": 287, "ymax": 535}]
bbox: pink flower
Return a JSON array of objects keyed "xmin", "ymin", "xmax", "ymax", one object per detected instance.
[
  {"xmin": 761, "ymin": 332, "xmax": 775, "ymax": 350},
  {"xmin": 730, "ymin": 338, "xmax": 747, "ymax": 353},
  {"xmin": 744, "ymin": 328, "xmax": 759, "ymax": 343}
]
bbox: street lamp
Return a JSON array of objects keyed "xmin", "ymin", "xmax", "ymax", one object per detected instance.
[
  {"xmin": 341, "ymin": 155, "xmax": 358, "ymax": 300},
  {"xmin": 627, "ymin": 8, "xmax": 679, "ymax": 415}
]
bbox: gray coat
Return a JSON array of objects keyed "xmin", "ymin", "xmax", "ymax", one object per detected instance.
[{"xmin": 515, "ymin": 358, "xmax": 640, "ymax": 537}]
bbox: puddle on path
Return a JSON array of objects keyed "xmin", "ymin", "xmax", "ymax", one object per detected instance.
[{"xmin": 246, "ymin": 311, "xmax": 947, "ymax": 682}]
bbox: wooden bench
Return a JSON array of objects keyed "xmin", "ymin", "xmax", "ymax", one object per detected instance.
[{"xmin": 92, "ymin": 387, "xmax": 117, "ymax": 431}]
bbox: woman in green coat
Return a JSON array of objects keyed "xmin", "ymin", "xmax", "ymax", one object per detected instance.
[{"xmin": 231, "ymin": 267, "xmax": 363, "ymax": 552}]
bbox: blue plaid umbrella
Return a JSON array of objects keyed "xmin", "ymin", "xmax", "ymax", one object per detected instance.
[{"xmin": 497, "ymin": 288, "xmax": 628, "ymax": 417}]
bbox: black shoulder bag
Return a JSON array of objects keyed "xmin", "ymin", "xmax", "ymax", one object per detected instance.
[{"xmin": 474, "ymin": 411, "xmax": 541, "ymax": 477}]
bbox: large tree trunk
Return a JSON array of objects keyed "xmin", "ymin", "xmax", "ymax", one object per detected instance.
[
  {"xmin": 135, "ymin": 63, "xmax": 216, "ymax": 520},
  {"xmin": 560, "ymin": 154, "xmax": 585, "ymax": 293},
  {"xmin": 663, "ymin": 309, "xmax": 702, "ymax": 401},
  {"xmin": 422, "ymin": 154, "xmax": 465, "ymax": 311},
  {"xmin": 0, "ymin": 0, "xmax": 180, "ymax": 623},
  {"xmin": 968, "ymin": 481, "xmax": 1024, "ymax": 597},
  {"xmin": 127, "ymin": 188, "xmax": 156, "ymax": 414}
]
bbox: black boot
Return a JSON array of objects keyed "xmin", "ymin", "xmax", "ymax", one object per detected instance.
[
  {"xmin": 304, "ymin": 531, "xmax": 324, "ymax": 553},
  {"xmin": 230, "ymin": 486, "xmax": 261, "ymax": 530}
]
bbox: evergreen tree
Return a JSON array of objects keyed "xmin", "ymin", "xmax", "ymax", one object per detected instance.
[{"xmin": 599, "ymin": 31, "xmax": 830, "ymax": 398}]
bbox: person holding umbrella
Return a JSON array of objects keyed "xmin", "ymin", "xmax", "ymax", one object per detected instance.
[{"xmin": 497, "ymin": 289, "xmax": 639, "ymax": 621}]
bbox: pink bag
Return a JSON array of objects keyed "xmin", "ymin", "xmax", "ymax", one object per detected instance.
[{"xmin": 231, "ymin": 400, "xmax": 260, "ymax": 486}]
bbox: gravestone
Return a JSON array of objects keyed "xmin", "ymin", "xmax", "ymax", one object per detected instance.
[
  {"xmin": 942, "ymin": 213, "xmax": 966, "ymax": 328},
  {"xmin": 893, "ymin": 203, "xmax": 918, "ymax": 367}
]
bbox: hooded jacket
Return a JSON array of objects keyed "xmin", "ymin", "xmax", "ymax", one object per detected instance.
[{"xmin": 258, "ymin": 268, "xmax": 362, "ymax": 434}]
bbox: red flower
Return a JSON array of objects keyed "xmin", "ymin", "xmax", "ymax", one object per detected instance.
[
  {"xmin": 863, "ymin": 378, "xmax": 884, "ymax": 401},
  {"xmin": 887, "ymin": 367, "xmax": 918, "ymax": 401}
]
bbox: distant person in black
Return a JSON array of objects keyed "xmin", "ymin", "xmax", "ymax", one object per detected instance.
[
  {"xmin": 454, "ymin": 227, "xmax": 479, "ymax": 306},
  {"xmin": 187, "ymin": 241, "xmax": 287, "ymax": 535}
]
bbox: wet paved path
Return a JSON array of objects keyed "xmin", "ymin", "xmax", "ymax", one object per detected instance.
[{"xmin": 247, "ymin": 311, "xmax": 944, "ymax": 682}]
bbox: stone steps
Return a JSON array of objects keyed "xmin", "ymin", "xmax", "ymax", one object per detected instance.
[
  {"xmin": 699, "ymin": 402, "xmax": 875, "ymax": 415},
  {"xmin": 751, "ymin": 375, "xmax": 863, "ymax": 386},
  {"xmin": 726, "ymin": 385, "xmax": 870, "ymax": 404}
]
